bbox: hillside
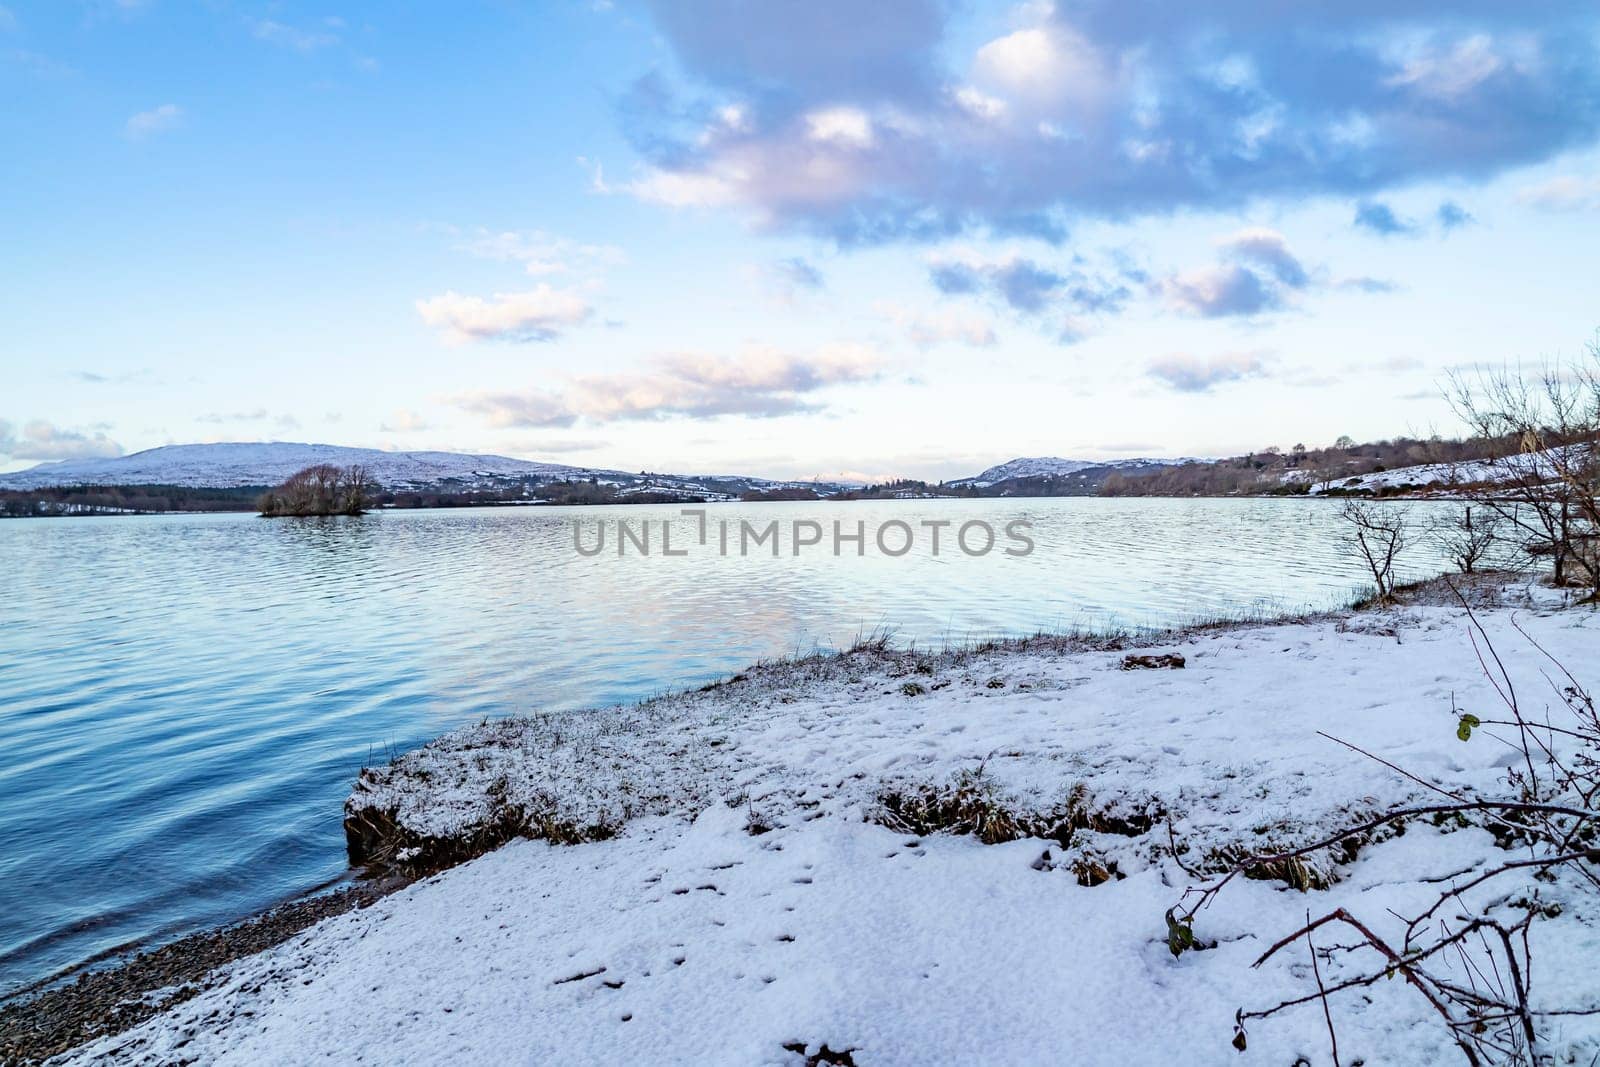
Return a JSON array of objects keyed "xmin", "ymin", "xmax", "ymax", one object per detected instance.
[
  {"xmin": 0, "ymin": 443, "xmax": 614, "ymax": 491},
  {"xmin": 0, "ymin": 442, "xmax": 861, "ymax": 498},
  {"xmin": 950, "ymin": 456, "xmax": 1191, "ymax": 489},
  {"xmin": 938, "ymin": 456, "xmax": 1198, "ymax": 497},
  {"xmin": 0, "ymin": 442, "xmax": 870, "ymax": 517},
  {"xmin": 1095, "ymin": 436, "xmax": 1536, "ymax": 498}
]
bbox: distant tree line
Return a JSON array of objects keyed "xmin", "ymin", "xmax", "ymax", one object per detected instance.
[
  {"xmin": 0, "ymin": 484, "xmax": 264, "ymax": 518},
  {"xmin": 739, "ymin": 486, "xmax": 823, "ymax": 501},
  {"xmin": 383, "ymin": 479, "xmax": 714, "ymax": 507},
  {"xmin": 814, "ymin": 479, "xmax": 983, "ymax": 501}
]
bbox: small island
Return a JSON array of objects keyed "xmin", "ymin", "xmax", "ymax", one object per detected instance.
[{"xmin": 257, "ymin": 464, "xmax": 373, "ymax": 517}]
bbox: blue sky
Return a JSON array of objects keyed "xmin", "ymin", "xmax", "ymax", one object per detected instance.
[{"xmin": 3, "ymin": 1, "xmax": 1599, "ymax": 481}]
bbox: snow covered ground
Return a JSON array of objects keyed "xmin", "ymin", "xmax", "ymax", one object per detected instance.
[
  {"xmin": 1307, "ymin": 445, "xmax": 1584, "ymax": 496},
  {"xmin": 1306, "ymin": 457, "xmax": 1503, "ymax": 495},
  {"xmin": 59, "ymin": 580, "xmax": 1600, "ymax": 1065}
]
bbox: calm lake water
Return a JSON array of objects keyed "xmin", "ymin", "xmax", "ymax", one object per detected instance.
[{"xmin": 0, "ymin": 498, "xmax": 1455, "ymax": 996}]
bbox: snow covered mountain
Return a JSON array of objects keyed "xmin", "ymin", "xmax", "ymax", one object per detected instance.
[
  {"xmin": 950, "ymin": 455, "xmax": 1193, "ymax": 489},
  {"xmin": 0, "ymin": 442, "xmax": 627, "ymax": 491}
]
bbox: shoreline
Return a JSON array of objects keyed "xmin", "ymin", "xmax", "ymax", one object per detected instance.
[
  {"xmin": 0, "ymin": 875, "xmax": 410, "ymax": 1065},
  {"xmin": 0, "ymin": 487, "xmax": 1478, "ymax": 521},
  {"xmin": 3, "ymin": 586, "xmax": 1380, "ymax": 1062},
  {"xmin": 5, "ymin": 571, "xmax": 1592, "ymax": 1064},
  {"xmin": 337, "ymin": 571, "xmax": 1534, "ymax": 882}
]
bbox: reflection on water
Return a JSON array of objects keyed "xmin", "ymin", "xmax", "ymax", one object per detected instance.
[{"xmin": 0, "ymin": 498, "xmax": 1453, "ymax": 995}]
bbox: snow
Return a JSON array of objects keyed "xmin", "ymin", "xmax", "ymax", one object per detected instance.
[
  {"xmin": 1307, "ymin": 445, "xmax": 1580, "ymax": 495},
  {"xmin": 60, "ymin": 585, "xmax": 1600, "ymax": 1065},
  {"xmin": 67, "ymin": 816, "xmax": 1544, "ymax": 1066},
  {"xmin": 1305, "ymin": 458, "xmax": 1498, "ymax": 494}
]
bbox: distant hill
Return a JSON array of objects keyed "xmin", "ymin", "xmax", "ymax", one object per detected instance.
[
  {"xmin": 0, "ymin": 442, "xmax": 845, "ymax": 497},
  {"xmin": 0, "ymin": 442, "xmax": 608, "ymax": 491},
  {"xmin": 949, "ymin": 456, "xmax": 1197, "ymax": 495},
  {"xmin": 1094, "ymin": 435, "xmax": 1529, "ymax": 497},
  {"xmin": 8, "ymin": 439, "xmax": 1536, "ymax": 508}
]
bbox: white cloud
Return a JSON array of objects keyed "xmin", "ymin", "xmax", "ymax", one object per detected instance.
[
  {"xmin": 1517, "ymin": 175, "xmax": 1600, "ymax": 212},
  {"xmin": 952, "ymin": 85, "xmax": 1006, "ymax": 121},
  {"xmin": 805, "ymin": 106, "xmax": 874, "ymax": 148},
  {"xmin": 454, "ymin": 343, "xmax": 885, "ymax": 427},
  {"xmin": 629, "ymin": 167, "xmax": 743, "ymax": 209},
  {"xmin": 379, "ymin": 410, "xmax": 429, "ymax": 433},
  {"xmin": 1158, "ymin": 229, "xmax": 1324, "ymax": 318},
  {"xmin": 124, "ymin": 104, "xmax": 181, "ymax": 141},
  {"xmin": 0, "ymin": 419, "xmax": 124, "ymax": 461},
  {"xmin": 750, "ymin": 257, "xmax": 826, "ymax": 305},
  {"xmin": 875, "ymin": 301, "xmax": 996, "ymax": 348},
  {"xmin": 1385, "ymin": 34, "xmax": 1507, "ymax": 101},
  {"xmin": 248, "ymin": 17, "xmax": 338, "ymax": 52},
  {"xmin": 455, "ymin": 228, "xmax": 625, "ymax": 277},
  {"xmin": 416, "ymin": 286, "xmax": 593, "ymax": 344},
  {"xmin": 1146, "ymin": 352, "xmax": 1269, "ymax": 393},
  {"xmin": 625, "ymin": 6, "xmax": 1595, "ymax": 244},
  {"xmin": 1159, "ymin": 264, "xmax": 1279, "ymax": 318},
  {"xmin": 622, "ymin": 104, "xmax": 898, "ymax": 223},
  {"xmin": 1216, "ymin": 228, "xmax": 1309, "ymax": 287},
  {"xmin": 973, "ymin": 24, "xmax": 1108, "ymax": 113},
  {"xmin": 453, "ymin": 392, "xmax": 576, "ymax": 429}
]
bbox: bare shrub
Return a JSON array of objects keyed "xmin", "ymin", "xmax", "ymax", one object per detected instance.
[
  {"xmin": 1170, "ymin": 594, "xmax": 1600, "ymax": 1065},
  {"xmin": 1431, "ymin": 504, "xmax": 1503, "ymax": 575},
  {"xmin": 1447, "ymin": 343, "xmax": 1600, "ymax": 596},
  {"xmin": 258, "ymin": 464, "xmax": 374, "ymax": 517},
  {"xmin": 1338, "ymin": 499, "xmax": 1411, "ymax": 601}
]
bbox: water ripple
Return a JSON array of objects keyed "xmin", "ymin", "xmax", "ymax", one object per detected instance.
[{"xmin": 0, "ymin": 498, "xmax": 1454, "ymax": 995}]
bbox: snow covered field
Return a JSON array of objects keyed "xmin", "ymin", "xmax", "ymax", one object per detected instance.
[{"xmin": 60, "ymin": 580, "xmax": 1600, "ymax": 1065}]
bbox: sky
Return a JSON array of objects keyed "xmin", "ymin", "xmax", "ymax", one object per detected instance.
[{"xmin": 3, "ymin": 1, "xmax": 1599, "ymax": 482}]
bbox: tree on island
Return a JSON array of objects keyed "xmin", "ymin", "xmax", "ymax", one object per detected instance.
[{"xmin": 258, "ymin": 464, "xmax": 374, "ymax": 517}]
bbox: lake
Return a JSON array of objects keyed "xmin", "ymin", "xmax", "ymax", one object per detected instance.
[{"xmin": 0, "ymin": 498, "xmax": 1455, "ymax": 997}]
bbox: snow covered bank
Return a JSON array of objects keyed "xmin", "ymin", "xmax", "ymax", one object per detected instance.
[
  {"xmin": 1307, "ymin": 443, "xmax": 1586, "ymax": 497},
  {"xmin": 64, "ymin": 580, "xmax": 1600, "ymax": 1064}
]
